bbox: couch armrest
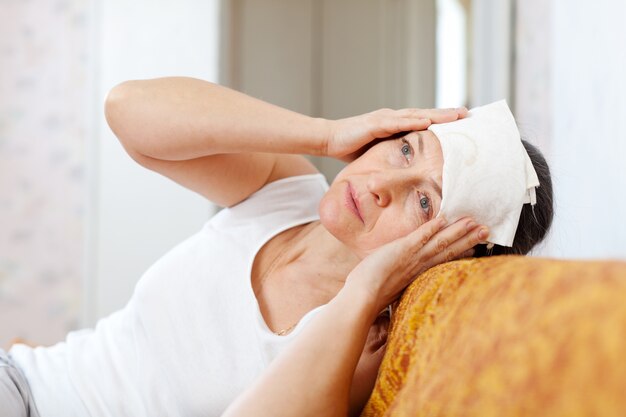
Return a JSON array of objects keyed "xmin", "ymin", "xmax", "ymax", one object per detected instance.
[{"xmin": 362, "ymin": 256, "xmax": 626, "ymax": 417}]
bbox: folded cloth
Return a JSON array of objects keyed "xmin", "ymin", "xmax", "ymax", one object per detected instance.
[{"xmin": 428, "ymin": 100, "xmax": 539, "ymax": 247}]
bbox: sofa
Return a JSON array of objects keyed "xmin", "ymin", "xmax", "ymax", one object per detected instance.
[{"xmin": 361, "ymin": 255, "xmax": 626, "ymax": 417}]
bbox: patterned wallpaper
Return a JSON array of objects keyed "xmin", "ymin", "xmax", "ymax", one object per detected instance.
[{"xmin": 0, "ymin": 0, "xmax": 90, "ymax": 347}]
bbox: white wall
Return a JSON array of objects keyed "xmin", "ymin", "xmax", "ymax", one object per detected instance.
[
  {"xmin": 516, "ymin": 0, "xmax": 626, "ymax": 259},
  {"xmin": 87, "ymin": 0, "xmax": 220, "ymax": 324},
  {"xmin": 547, "ymin": 0, "xmax": 626, "ymax": 258},
  {"xmin": 435, "ymin": 0, "xmax": 467, "ymax": 108},
  {"xmin": 514, "ymin": 0, "xmax": 552, "ymax": 155},
  {"xmin": 470, "ymin": 0, "xmax": 514, "ymax": 107}
]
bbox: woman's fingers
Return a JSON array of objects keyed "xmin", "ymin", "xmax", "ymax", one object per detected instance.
[
  {"xmin": 382, "ymin": 217, "xmax": 450, "ymax": 279},
  {"xmin": 378, "ymin": 107, "xmax": 467, "ymax": 134},
  {"xmin": 377, "ymin": 216, "xmax": 485, "ymax": 279},
  {"xmin": 328, "ymin": 106, "xmax": 468, "ymax": 160},
  {"xmin": 346, "ymin": 217, "xmax": 449, "ymax": 309},
  {"xmin": 370, "ymin": 107, "xmax": 468, "ymax": 137},
  {"xmin": 396, "ymin": 107, "xmax": 468, "ymax": 124},
  {"xmin": 369, "ymin": 114, "xmax": 430, "ymax": 137},
  {"xmin": 427, "ymin": 228, "xmax": 485, "ymax": 267},
  {"xmin": 345, "ymin": 217, "xmax": 483, "ymax": 312},
  {"xmin": 393, "ymin": 117, "xmax": 431, "ymax": 133},
  {"xmin": 420, "ymin": 218, "xmax": 488, "ymax": 267},
  {"xmin": 397, "ymin": 217, "xmax": 448, "ymax": 253}
]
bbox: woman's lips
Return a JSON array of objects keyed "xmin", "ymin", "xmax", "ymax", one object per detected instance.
[{"xmin": 345, "ymin": 182, "xmax": 364, "ymax": 223}]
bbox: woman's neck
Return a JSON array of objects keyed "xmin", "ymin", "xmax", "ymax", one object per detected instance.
[
  {"xmin": 283, "ymin": 221, "xmax": 361, "ymax": 294},
  {"xmin": 252, "ymin": 221, "xmax": 362, "ymax": 333}
]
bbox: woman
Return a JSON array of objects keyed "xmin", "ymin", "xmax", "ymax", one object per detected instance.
[{"xmin": 1, "ymin": 77, "xmax": 552, "ymax": 417}]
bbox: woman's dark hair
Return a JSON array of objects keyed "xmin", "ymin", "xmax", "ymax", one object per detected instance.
[{"xmin": 474, "ymin": 139, "xmax": 554, "ymax": 256}]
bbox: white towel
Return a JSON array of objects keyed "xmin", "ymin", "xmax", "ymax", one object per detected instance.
[{"xmin": 428, "ymin": 100, "xmax": 539, "ymax": 247}]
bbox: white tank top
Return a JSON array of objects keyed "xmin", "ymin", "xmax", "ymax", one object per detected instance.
[{"xmin": 10, "ymin": 174, "xmax": 329, "ymax": 417}]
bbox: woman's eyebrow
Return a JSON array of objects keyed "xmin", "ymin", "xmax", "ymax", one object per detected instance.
[
  {"xmin": 417, "ymin": 132, "xmax": 424, "ymax": 155},
  {"xmin": 416, "ymin": 132, "xmax": 442, "ymax": 199}
]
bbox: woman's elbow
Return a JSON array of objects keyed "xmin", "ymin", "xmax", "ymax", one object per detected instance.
[{"xmin": 104, "ymin": 80, "xmax": 143, "ymax": 148}]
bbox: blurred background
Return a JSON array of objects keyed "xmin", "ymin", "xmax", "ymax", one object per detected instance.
[{"xmin": 1, "ymin": 0, "xmax": 625, "ymax": 347}]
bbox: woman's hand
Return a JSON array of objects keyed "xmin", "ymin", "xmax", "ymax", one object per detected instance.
[
  {"xmin": 325, "ymin": 107, "xmax": 468, "ymax": 162},
  {"xmin": 345, "ymin": 217, "xmax": 488, "ymax": 313}
]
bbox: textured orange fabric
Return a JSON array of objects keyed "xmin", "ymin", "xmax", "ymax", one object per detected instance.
[{"xmin": 361, "ymin": 256, "xmax": 626, "ymax": 417}]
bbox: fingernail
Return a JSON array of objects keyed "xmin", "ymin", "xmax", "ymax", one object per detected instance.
[
  {"xmin": 466, "ymin": 221, "xmax": 477, "ymax": 231},
  {"xmin": 478, "ymin": 228, "xmax": 489, "ymax": 240}
]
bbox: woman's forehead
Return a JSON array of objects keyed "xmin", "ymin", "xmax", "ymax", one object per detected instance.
[
  {"xmin": 405, "ymin": 130, "xmax": 443, "ymax": 161},
  {"xmin": 406, "ymin": 129, "xmax": 439, "ymax": 143},
  {"xmin": 399, "ymin": 131, "xmax": 443, "ymax": 198}
]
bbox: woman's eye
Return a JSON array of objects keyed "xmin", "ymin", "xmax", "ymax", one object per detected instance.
[
  {"xmin": 419, "ymin": 194, "xmax": 431, "ymax": 213},
  {"xmin": 400, "ymin": 139, "xmax": 413, "ymax": 161}
]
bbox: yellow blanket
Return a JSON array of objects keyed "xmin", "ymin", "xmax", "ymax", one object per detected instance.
[{"xmin": 361, "ymin": 256, "xmax": 626, "ymax": 417}]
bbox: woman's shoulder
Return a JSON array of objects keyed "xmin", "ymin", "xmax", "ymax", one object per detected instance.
[
  {"xmin": 207, "ymin": 173, "xmax": 328, "ymax": 231},
  {"xmin": 258, "ymin": 172, "xmax": 328, "ymax": 193},
  {"xmin": 236, "ymin": 173, "xmax": 328, "ymax": 209}
]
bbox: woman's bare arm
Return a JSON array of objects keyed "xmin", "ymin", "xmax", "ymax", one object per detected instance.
[
  {"xmin": 105, "ymin": 77, "xmax": 325, "ymax": 206},
  {"xmin": 222, "ymin": 217, "xmax": 487, "ymax": 417},
  {"xmin": 105, "ymin": 77, "xmax": 330, "ymax": 161},
  {"xmin": 105, "ymin": 77, "xmax": 466, "ymax": 207},
  {"xmin": 223, "ymin": 280, "xmax": 377, "ymax": 417}
]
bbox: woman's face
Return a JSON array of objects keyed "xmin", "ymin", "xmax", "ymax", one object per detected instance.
[{"xmin": 320, "ymin": 130, "xmax": 444, "ymax": 258}]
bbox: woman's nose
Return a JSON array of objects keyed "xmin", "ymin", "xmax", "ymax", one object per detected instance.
[{"xmin": 366, "ymin": 170, "xmax": 409, "ymax": 207}]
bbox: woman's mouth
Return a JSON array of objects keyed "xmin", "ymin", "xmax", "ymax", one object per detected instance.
[{"xmin": 345, "ymin": 182, "xmax": 364, "ymax": 223}]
